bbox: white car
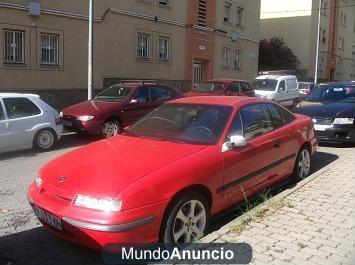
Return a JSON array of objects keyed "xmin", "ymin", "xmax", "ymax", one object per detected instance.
[
  {"xmin": 252, "ymin": 75, "xmax": 300, "ymax": 107},
  {"xmin": 0, "ymin": 93, "xmax": 63, "ymax": 153}
]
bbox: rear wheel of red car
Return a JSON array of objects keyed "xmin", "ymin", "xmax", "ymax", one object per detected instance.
[
  {"xmin": 33, "ymin": 128, "xmax": 57, "ymax": 151},
  {"xmin": 101, "ymin": 119, "xmax": 120, "ymax": 138},
  {"xmin": 293, "ymin": 146, "xmax": 311, "ymax": 181},
  {"xmin": 162, "ymin": 192, "xmax": 210, "ymax": 245}
]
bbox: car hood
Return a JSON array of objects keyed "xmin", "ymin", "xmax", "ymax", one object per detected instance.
[
  {"xmin": 62, "ymin": 100, "xmax": 124, "ymax": 117},
  {"xmin": 294, "ymin": 101, "xmax": 355, "ymax": 118},
  {"xmin": 40, "ymin": 135, "xmax": 207, "ymax": 199}
]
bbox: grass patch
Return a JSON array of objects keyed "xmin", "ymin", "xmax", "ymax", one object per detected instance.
[{"xmin": 297, "ymin": 242, "xmax": 307, "ymax": 250}]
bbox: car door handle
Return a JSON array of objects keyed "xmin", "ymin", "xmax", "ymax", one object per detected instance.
[{"xmin": 274, "ymin": 139, "xmax": 281, "ymax": 148}]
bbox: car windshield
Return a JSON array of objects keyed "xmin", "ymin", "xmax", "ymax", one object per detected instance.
[
  {"xmin": 298, "ymin": 83, "xmax": 310, "ymax": 90},
  {"xmin": 252, "ymin": 79, "xmax": 278, "ymax": 91},
  {"xmin": 94, "ymin": 85, "xmax": 132, "ymax": 102},
  {"xmin": 126, "ymin": 103, "xmax": 232, "ymax": 145},
  {"xmin": 192, "ymin": 82, "xmax": 225, "ymax": 94},
  {"xmin": 306, "ymin": 86, "xmax": 355, "ymax": 103}
]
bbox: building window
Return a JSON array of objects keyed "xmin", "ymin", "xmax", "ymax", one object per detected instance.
[
  {"xmin": 224, "ymin": 4, "xmax": 231, "ymax": 23},
  {"xmin": 41, "ymin": 33, "xmax": 59, "ymax": 65},
  {"xmin": 236, "ymin": 7, "xmax": 244, "ymax": 26},
  {"xmin": 3, "ymin": 30, "xmax": 25, "ymax": 63},
  {"xmin": 342, "ymin": 38, "xmax": 345, "ymax": 50},
  {"xmin": 137, "ymin": 33, "xmax": 150, "ymax": 59},
  {"xmin": 158, "ymin": 36, "xmax": 170, "ymax": 61},
  {"xmin": 222, "ymin": 47, "xmax": 230, "ymax": 67},
  {"xmin": 234, "ymin": 49, "xmax": 241, "ymax": 70}
]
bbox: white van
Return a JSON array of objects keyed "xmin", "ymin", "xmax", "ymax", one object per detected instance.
[{"xmin": 252, "ymin": 75, "xmax": 300, "ymax": 107}]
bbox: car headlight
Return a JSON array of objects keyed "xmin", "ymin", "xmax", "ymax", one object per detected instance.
[
  {"xmin": 78, "ymin": 115, "xmax": 94, "ymax": 121},
  {"xmin": 35, "ymin": 176, "xmax": 43, "ymax": 188},
  {"xmin": 59, "ymin": 112, "xmax": 64, "ymax": 118},
  {"xmin": 332, "ymin": 118, "xmax": 354, "ymax": 125},
  {"xmin": 74, "ymin": 195, "xmax": 122, "ymax": 212}
]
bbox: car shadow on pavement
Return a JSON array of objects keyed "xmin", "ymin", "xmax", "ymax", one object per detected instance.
[
  {"xmin": 209, "ymin": 150, "xmax": 339, "ymax": 232},
  {"xmin": 0, "ymin": 134, "xmax": 100, "ymax": 162},
  {"xmin": 0, "ymin": 227, "xmax": 103, "ymax": 265}
]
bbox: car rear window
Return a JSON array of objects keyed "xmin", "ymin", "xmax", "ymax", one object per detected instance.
[{"xmin": 3, "ymin": 97, "xmax": 41, "ymax": 119}]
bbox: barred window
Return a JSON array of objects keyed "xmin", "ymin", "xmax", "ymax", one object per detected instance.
[
  {"xmin": 159, "ymin": 36, "xmax": 170, "ymax": 61},
  {"xmin": 234, "ymin": 49, "xmax": 241, "ymax": 70},
  {"xmin": 41, "ymin": 33, "xmax": 59, "ymax": 65},
  {"xmin": 222, "ymin": 47, "xmax": 230, "ymax": 67},
  {"xmin": 4, "ymin": 30, "xmax": 25, "ymax": 63},
  {"xmin": 137, "ymin": 33, "xmax": 150, "ymax": 59}
]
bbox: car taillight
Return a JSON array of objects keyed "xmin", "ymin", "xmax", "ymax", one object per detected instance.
[{"xmin": 55, "ymin": 115, "xmax": 62, "ymax": 125}]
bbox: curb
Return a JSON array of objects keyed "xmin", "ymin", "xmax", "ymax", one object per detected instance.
[{"xmin": 201, "ymin": 154, "xmax": 342, "ymax": 243}]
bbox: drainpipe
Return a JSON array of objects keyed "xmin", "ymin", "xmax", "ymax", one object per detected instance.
[
  {"xmin": 88, "ymin": 0, "xmax": 94, "ymax": 100},
  {"xmin": 314, "ymin": 0, "xmax": 322, "ymax": 84}
]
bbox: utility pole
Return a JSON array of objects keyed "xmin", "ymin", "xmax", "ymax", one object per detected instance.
[
  {"xmin": 314, "ymin": 0, "xmax": 321, "ymax": 84},
  {"xmin": 88, "ymin": 0, "xmax": 93, "ymax": 100}
]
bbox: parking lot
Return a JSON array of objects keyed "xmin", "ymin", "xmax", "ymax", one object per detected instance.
[{"xmin": 0, "ymin": 134, "xmax": 353, "ymax": 265}]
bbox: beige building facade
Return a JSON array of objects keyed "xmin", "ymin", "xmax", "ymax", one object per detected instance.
[
  {"xmin": 0, "ymin": 0, "xmax": 260, "ymax": 109},
  {"xmin": 260, "ymin": 0, "xmax": 355, "ymax": 82}
]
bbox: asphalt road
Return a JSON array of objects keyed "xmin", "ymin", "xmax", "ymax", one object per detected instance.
[{"xmin": 0, "ymin": 134, "xmax": 352, "ymax": 265}]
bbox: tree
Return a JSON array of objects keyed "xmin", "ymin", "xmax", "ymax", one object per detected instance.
[{"xmin": 258, "ymin": 37, "xmax": 300, "ymax": 71}]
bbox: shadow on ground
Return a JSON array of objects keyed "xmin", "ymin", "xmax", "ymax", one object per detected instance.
[
  {"xmin": 0, "ymin": 227, "xmax": 102, "ymax": 265},
  {"xmin": 0, "ymin": 134, "xmax": 99, "ymax": 162}
]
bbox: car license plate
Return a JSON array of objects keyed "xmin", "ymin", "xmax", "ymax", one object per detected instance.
[
  {"xmin": 33, "ymin": 205, "xmax": 62, "ymax": 231},
  {"xmin": 314, "ymin": 124, "xmax": 331, "ymax": 131},
  {"xmin": 62, "ymin": 121, "xmax": 72, "ymax": 127}
]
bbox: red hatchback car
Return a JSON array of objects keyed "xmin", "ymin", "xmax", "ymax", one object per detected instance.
[
  {"xmin": 186, "ymin": 79, "xmax": 255, "ymax": 97},
  {"xmin": 28, "ymin": 96, "xmax": 317, "ymax": 249},
  {"xmin": 61, "ymin": 82, "xmax": 183, "ymax": 137}
]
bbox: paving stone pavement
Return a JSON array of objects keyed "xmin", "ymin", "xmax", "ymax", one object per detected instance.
[{"xmin": 203, "ymin": 147, "xmax": 355, "ymax": 265}]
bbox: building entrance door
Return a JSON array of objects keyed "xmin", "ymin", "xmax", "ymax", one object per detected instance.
[{"xmin": 193, "ymin": 62, "xmax": 204, "ymax": 86}]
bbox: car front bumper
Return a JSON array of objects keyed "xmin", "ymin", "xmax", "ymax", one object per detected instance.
[
  {"xmin": 62, "ymin": 115, "xmax": 102, "ymax": 135},
  {"xmin": 315, "ymin": 125, "xmax": 355, "ymax": 143},
  {"xmin": 28, "ymin": 183, "xmax": 168, "ymax": 250}
]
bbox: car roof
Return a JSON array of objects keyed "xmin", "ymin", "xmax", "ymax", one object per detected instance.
[
  {"xmin": 207, "ymin": 78, "xmax": 248, "ymax": 83},
  {"xmin": 321, "ymin": 82, "xmax": 355, "ymax": 86},
  {"xmin": 170, "ymin": 96, "xmax": 262, "ymax": 106},
  {"xmin": 256, "ymin": 75, "xmax": 296, "ymax": 80},
  {"xmin": 0, "ymin": 93, "xmax": 40, "ymax": 98}
]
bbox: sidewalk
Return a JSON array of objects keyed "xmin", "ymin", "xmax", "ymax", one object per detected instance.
[{"xmin": 202, "ymin": 148, "xmax": 355, "ymax": 265}]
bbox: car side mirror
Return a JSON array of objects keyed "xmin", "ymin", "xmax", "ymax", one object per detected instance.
[
  {"xmin": 222, "ymin": 135, "xmax": 247, "ymax": 152},
  {"xmin": 129, "ymin": 99, "xmax": 140, "ymax": 104}
]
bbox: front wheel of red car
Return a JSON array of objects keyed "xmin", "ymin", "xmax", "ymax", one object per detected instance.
[
  {"xmin": 101, "ymin": 119, "xmax": 120, "ymax": 138},
  {"xmin": 161, "ymin": 192, "xmax": 210, "ymax": 245},
  {"xmin": 293, "ymin": 146, "xmax": 311, "ymax": 181}
]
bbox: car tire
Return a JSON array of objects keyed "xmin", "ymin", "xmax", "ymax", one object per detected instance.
[
  {"xmin": 33, "ymin": 128, "xmax": 57, "ymax": 151},
  {"xmin": 292, "ymin": 146, "xmax": 311, "ymax": 182},
  {"xmin": 161, "ymin": 192, "xmax": 210, "ymax": 245},
  {"xmin": 101, "ymin": 119, "xmax": 121, "ymax": 138}
]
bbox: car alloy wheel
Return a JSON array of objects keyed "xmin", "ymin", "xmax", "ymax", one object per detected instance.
[
  {"xmin": 162, "ymin": 193, "xmax": 209, "ymax": 245},
  {"xmin": 173, "ymin": 200, "xmax": 207, "ymax": 244},
  {"xmin": 296, "ymin": 148, "xmax": 311, "ymax": 180},
  {"xmin": 102, "ymin": 120, "xmax": 120, "ymax": 138},
  {"xmin": 34, "ymin": 129, "xmax": 56, "ymax": 151}
]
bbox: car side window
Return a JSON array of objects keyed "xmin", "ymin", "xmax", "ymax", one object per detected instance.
[
  {"xmin": 240, "ymin": 104, "xmax": 274, "ymax": 141},
  {"xmin": 133, "ymin": 86, "xmax": 150, "ymax": 103},
  {"xmin": 228, "ymin": 83, "xmax": 240, "ymax": 93},
  {"xmin": 268, "ymin": 104, "xmax": 295, "ymax": 129},
  {"xmin": 0, "ymin": 101, "xmax": 5, "ymax": 120},
  {"xmin": 278, "ymin": 80, "xmax": 286, "ymax": 92},
  {"xmin": 150, "ymin": 86, "xmax": 171, "ymax": 101},
  {"xmin": 286, "ymin": 79, "xmax": 297, "ymax": 90},
  {"xmin": 240, "ymin": 82, "xmax": 251, "ymax": 92},
  {"xmin": 227, "ymin": 112, "xmax": 243, "ymax": 138},
  {"xmin": 3, "ymin": 97, "xmax": 41, "ymax": 119}
]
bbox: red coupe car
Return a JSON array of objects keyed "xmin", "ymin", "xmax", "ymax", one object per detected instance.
[
  {"xmin": 28, "ymin": 96, "xmax": 317, "ymax": 249},
  {"xmin": 186, "ymin": 79, "xmax": 255, "ymax": 97},
  {"xmin": 60, "ymin": 82, "xmax": 183, "ymax": 138}
]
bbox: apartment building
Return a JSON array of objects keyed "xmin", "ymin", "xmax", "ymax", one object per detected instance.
[
  {"xmin": 260, "ymin": 0, "xmax": 355, "ymax": 82},
  {"xmin": 0, "ymin": 0, "xmax": 260, "ymax": 109}
]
